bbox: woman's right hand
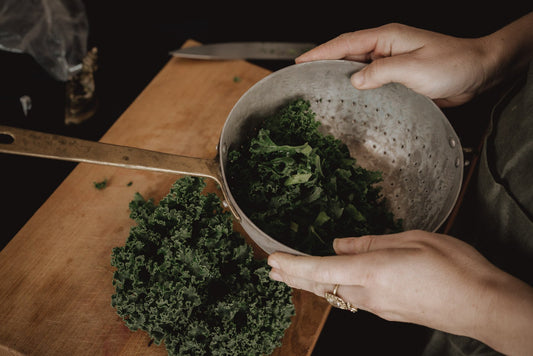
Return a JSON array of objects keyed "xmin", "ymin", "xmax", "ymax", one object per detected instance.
[{"xmin": 296, "ymin": 17, "xmax": 533, "ymax": 107}]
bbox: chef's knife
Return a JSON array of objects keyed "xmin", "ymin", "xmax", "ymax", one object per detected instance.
[{"xmin": 169, "ymin": 42, "xmax": 316, "ymax": 60}]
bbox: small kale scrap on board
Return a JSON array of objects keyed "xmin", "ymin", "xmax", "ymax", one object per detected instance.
[
  {"xmin": 228, "ymin": 99, "xmax": 402, "ymax": 256},
  {"xmin": 111, "ymin": 176, "xmax": 294, "ymax": 356}
]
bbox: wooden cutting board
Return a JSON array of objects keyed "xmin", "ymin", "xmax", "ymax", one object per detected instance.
[{"xmin": 0, "ymin": 40, "xmax": 330, "ymax": 356}]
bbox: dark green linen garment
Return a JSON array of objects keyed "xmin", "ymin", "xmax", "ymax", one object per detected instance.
[{"xmin": 422, "ymin": 62, "xmax": 533, "ymax": 355}]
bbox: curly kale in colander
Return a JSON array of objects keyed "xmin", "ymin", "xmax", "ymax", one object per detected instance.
[
  {"xmin": 227, "ymin": 99, "xmax": 402, "ymax": 256},
  {"xmin": 111, "ymin": 176, "xmax": 294, "ymax": 356}
]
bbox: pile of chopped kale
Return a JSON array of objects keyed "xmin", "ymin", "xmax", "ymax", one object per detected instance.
[
  {"xmin": 111, "ymin": 176, "xmax": 294, "ymax": 356},
  {"xmin": 228, "ymin": 99, "xmax": 402, "ymax": 256}
]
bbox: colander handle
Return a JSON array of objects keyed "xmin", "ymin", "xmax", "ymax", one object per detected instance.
[{"xmin": 0, "ymin": 125, "xmax": 240, "ymax": 220}]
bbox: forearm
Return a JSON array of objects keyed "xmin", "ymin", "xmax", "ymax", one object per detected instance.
[
  {"xmin": 472, "ymin": 269, "xmax": 533, "ymax": 355},
  {"xmin": 482, "ymin": 12, "xmax": 533, "ymax": 89}
]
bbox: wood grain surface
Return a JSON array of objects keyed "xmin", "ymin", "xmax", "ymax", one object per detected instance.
[{"xmin": 0, "ymin": 40, "xmax": 330, "ymax": 356}]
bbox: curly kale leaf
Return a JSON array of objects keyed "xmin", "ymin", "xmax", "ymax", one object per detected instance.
[
  {"xmin": 111, "ymin": 176, "xmax": 294, "ymax": 356},
  {"xmin": 228, "ymin": 99, "xmax": 402, "ymax": 256}
]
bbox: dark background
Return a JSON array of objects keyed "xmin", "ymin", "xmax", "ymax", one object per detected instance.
[{"xmin": 1, "ymin": 2, "xmax": 531, "ymax": 354}]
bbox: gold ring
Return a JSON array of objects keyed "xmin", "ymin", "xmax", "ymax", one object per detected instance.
[{"xmin": 324, "ymin": 284, "xmax": 358, "ymax": 313}]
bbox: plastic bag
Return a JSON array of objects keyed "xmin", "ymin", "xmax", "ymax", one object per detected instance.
[{"xmin": 0, "ymin": 0, "xmax": 88, "ymax": 81}]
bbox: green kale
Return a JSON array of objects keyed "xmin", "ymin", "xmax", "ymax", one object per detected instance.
[
  {"xmin": 228, "ymin": 99, "xmax": 402, "ymax": 256},
  {"xmin": 111, "ymin": 176, "xmax": 294, "ymax": 356},
  {"xmin": 93, "ymin": 178, "xmax": 108, "ymax": 190}
]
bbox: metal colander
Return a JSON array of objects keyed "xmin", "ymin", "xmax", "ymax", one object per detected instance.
[{"xmin": 220, "ymin": 60, "xmax": 463, "ymax": 251}]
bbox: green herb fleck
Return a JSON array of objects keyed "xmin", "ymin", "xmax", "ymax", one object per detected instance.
[
  {"xmin": 233, "ymin": 76, "xmax": 241, "ymax": 83},
  {"xmin": 93, "ymin": 178, "xmax": 108, "ymax": 190},
  {"xmin": 227, "ymin": 99, "xmax": 402, "ymax": 256},
  {"xmin": 126, "ymin": 181, "xmax": 133, "ymax": 187}
]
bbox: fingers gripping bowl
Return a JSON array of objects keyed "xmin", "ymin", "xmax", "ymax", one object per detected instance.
[{"xmin": 219, "ymin": 60, "xmax": 463, "ymax": 255}]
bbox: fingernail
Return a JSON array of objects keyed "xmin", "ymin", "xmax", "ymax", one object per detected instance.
[
  {"xmin": 333, "ymin": 238, "xmax": 346, "ymax": 254},
  {"xmin": 351, "ymin": 72, "xmax": 365, "ymax": 88},
  {"xmin": 295, "ymin": 54, "xmax": 308, "ymax": 64},
  {"xmin": 269, "ymin": 269, "xmax": 283, "ymax": 282}
]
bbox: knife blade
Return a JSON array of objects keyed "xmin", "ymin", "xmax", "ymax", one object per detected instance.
[{"xmin": 169, "ymin": 42, "xmax": 316, "ymax": 60}]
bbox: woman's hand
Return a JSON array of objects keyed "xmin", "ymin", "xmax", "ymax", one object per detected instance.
[
  {"xmin": 268, "ymin": 230, "xmax": 533, "ymax": 355},
  {"xmin": 296, "ymin": 24, "xmax": 495, "ymax": 107},
  {"xmin": 296, "ymin": 15, "xmax": 533, "ymax": 107},
  {"xmin": 269, "ymin": 231, "xmax": 495, "ymax": 334}
]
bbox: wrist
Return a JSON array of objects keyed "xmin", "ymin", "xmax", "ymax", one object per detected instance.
[
  {"xmin": 481, "ymin": 12, "xmax": 533, "ymax": 90},
  {"xmin": 471, "ymin": 269, "xmax": 533, "ymax": 355},
  {"xmin": 475, "ymin": 34, "xmax": 509, "ymax": 93}
]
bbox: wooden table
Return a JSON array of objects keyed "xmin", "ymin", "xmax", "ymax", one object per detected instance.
[{"xmin": 0, "ymin": 40, "xmax": 330, "ymax": 356}]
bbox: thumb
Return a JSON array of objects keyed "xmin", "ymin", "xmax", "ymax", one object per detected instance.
[
  {"xmin": 333, "ymin": 233, "xmax": 409, "ymax": 255},
  {"xmin": 333, "ymin": 237, "xmax": 361, "ymax": 255},
  {"xmin": 351, "ymin": 54, "xmax": 415, "ymax": 90}
]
